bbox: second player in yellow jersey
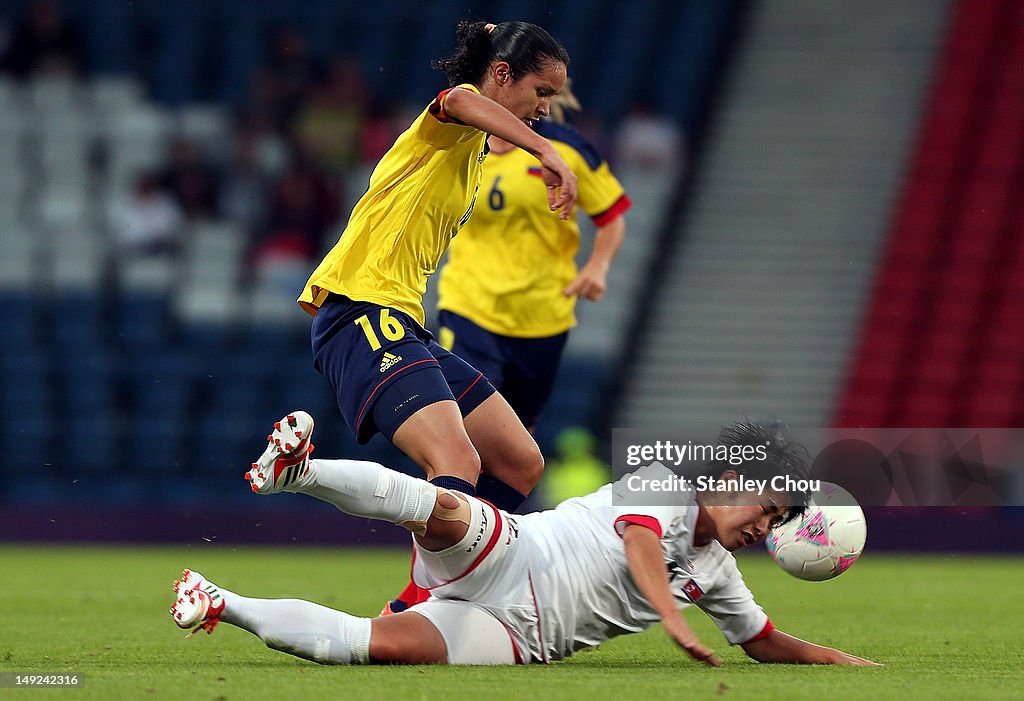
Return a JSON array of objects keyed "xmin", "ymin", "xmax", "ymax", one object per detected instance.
[
  {"xmin": 436, "ymin": 109, "xmax": 630, "ymax": 430},
  {"xmin": 438, "ymin": 120, "xmax": 630, "ymax": 338}
]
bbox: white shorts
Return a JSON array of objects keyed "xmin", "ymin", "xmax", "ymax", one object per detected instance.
[
  {"xmin": 411, "ymin": 599, "xmax": 519, "ymax": 665},
  {"xmin": 411, "ymin": 496, "xmax": 544, "ymax": 662}
]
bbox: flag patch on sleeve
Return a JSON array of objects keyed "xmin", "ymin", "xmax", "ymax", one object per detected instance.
[{"xmin": 682, "ymin": 580, "xmax": 704, "ymax": 602}]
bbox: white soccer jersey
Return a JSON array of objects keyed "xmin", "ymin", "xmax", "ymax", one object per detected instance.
[{"xmin": 420, "ymin": 463, "xmax": 771, "ymax": 663}]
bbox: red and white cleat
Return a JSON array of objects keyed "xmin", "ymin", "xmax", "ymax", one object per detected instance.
[
  {"xmin": 170, "ymin": 569, "xmax": 225, "ymax": 638},
  {"xmin": 245, "ymin": 411, "xmax": 315, "ymax": 495}
]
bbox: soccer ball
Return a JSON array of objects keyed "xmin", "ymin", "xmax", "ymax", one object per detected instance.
[{"xmin": 765, "ymin": 483, "xmax": 866, "ymax": 581}]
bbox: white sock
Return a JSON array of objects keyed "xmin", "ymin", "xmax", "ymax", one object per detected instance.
[
  {"xmin": 219, "ymin": 589, "xmax": 372, "ymax": 664},
  {"xmin": 293, "ymin": 458, "xmax": 437, "ymax": 527}
]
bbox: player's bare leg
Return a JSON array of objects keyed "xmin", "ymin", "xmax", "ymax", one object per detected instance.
[
  {"xmin": 463, "ymin": 392, "xmax": 544, "ymax": 496},
  {"xmin": 390, "ymin": 399, "xmax": 482, "ymax": 485},
  {"xmin": 369, "ymin": 611, "xmax": 448, "ymax": 664}
]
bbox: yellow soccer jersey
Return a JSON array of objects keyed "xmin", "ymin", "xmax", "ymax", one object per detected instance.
[
  {"xmin": 437, "ymin": 121, "xmax": 631, "ymax": 337},
  {"xmin": 298, "ymin": 84, "xmax": 488, "ymax": 325}
]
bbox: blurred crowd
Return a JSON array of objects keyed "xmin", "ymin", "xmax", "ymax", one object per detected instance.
[{"xmin": 1, "ymin": 0, "xmax": 684, "ymax": 294}]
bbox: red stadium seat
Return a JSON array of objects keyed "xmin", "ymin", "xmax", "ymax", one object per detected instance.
[{"xmin": 834, "ymin": 0, "xmax": 1024, "ymax": 430}]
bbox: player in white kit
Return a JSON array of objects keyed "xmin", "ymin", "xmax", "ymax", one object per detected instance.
[{"xmin": 169, "ymin": 413, "xmax": 877, "ymax": 666}]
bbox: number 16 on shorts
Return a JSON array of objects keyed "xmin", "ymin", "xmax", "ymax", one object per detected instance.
[{"xmin": 354, "ymin": 309, "xmax": 407, "ymax": 351}]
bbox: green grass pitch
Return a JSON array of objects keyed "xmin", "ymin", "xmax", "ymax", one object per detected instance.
[{"xmin": 1, "ymin": 545, "xmax": 1022, "ymax": 700}]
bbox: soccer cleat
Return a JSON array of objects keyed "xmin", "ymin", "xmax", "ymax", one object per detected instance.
[
  {"xmin": 170, "ymin": 569, "xmax": 225, "ymax": 638},
  {"xmin": 378, "ymin": 600, "xmax": 403, "ymax": 617},
  {"xmin": 379, "ymin": 581, "xmax": 431, "ymax": 616},
  {"xmin": 245, "ymin": 411, "xmax": 315, "ymax": 494}
]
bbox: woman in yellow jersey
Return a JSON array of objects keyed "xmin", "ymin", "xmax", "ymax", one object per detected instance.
[
  {"xmin": 290, "ymin": 22, "xmax": 576, "ymax": 528},
  {"xmin": 436, "ymin": 86, "xmax": 630, "ymax": 431}
]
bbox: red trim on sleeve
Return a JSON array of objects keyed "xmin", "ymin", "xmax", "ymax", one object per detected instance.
[
  {"xmin": 591, "ymin": 194, "xmax": 632, "ymax": 227},
  {"xmin": 744, "ymin": 618, "xmax": 775, "ymax": 644},
  {"xmin": 429, "ymin": 87, "xmax": 468, "ymax": 125},
  {"xmin": 614, "ymin": 514, "xmax": 662, "ymax": 539}
]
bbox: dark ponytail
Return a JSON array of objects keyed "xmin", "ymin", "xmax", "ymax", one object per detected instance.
[{"xmin": 433, "ymin": 20, "xmax": 569, "ymax": 87}]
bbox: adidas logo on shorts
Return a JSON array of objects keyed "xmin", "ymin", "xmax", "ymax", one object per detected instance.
[{"xmin": 379, "ymin": 352, "xmax": 402, "ymax": 373}]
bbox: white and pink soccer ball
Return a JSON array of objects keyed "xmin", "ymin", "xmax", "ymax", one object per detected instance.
[{"xmin": 765, "ymin": 483, "xmax": 867, "ymax": 581}]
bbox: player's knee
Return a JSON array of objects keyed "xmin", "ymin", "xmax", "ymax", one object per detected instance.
[
  {"xmin": 528, "ymin": 445, "xmax": 545, "ymax": 483},
  {"xmin": 483, "ymin": 439, "xmax": 544, "ymax": 493},
  {"xmin": 368, "ymin": 627, "xmax": 425, "ymax": 664},
  {"xmin": 410, "ymin": 489, "xmax": 472, "ymax": 550},
  {"xmin": 455, "ymin": 443, "xmax": 483, "ymax": 482},
  {"xmin": 427, "ymin": 441, "xmax": 482, "ymax": 484},
  {"xmin": 433, "ymin": 489, "xmax": 472, "ymax": 525},
  {"xmin": 370, "ymin": 616, "xmax": 447, "ymax": 664},
  {"xmin": 367, "ymin": 633, "xmax": 403, "ymax": 663},
  {"xmin": 515, "ymin": 442, "xmax": 545, "ymax": 491}
]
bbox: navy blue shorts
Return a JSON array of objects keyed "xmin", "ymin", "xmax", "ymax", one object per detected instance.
[
  {"xmin": 436, "ymin": 310, "xmax": 568, "ymax": 430},
  {"xmin": 311, "ymin": 296, "xmax": 495, "ymax": 444}
]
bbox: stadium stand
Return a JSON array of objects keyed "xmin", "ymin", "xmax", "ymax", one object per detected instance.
[
  {"xmin": 836, "ymin": 0, "xmax": 1024, "ymax": 428},
  {"xmin": 617, "ymin": 0, "xmax": 952, "ymax": 433}
]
